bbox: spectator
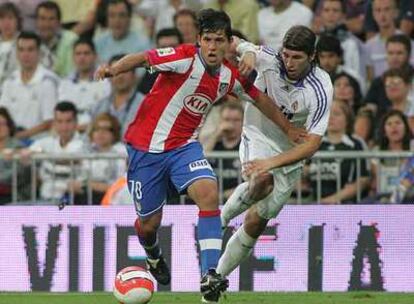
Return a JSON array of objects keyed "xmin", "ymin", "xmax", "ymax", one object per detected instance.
[
  {"xmin": 316, "ymin": 34, "xmax": 365, "ymax": 92},
  {"xmin": 173, "ymin": 9, "xmax": 198, "ymax": 44},
  {"xmin": 138, "ymin": 27, "xmax": 183, "ymax": 95},
  {"xmin": 318, "ymin": 0, "xmax": 364, "ymax": 80},
  {"xmin": 307, "ymin": 99, "xmax": 370, "ymax": 204},
  {"xmin": 332, "ymin": 72, "xmax": 363, "ymax": 114},
  {"xmin": 58, "ymin": 38, "xmax": 111, "ymax": 131},
  {"xmin": 93, "ymin": 54, "xmax": 144, "ymax": 135},
  {"xmin": 27, "ymin": 101, "xmax": 85, "ymax": 202},
  {"xmin": 67, "ymin": 113, "xmax": 125, "ymax": 205},
  {"xmin": 257, "ymin": 0, "xmax": 313, "ymax": 51},
  {"xmin": 365, "ymin": 34, "xmax": 414, "ymax": 115},
  {"xmin": 390, "ymin": 156, "xmax": 414, "ymax": 203},
  {"xmin": 0, "ymin": 0, "xmax": 43, "ymax": 31},
  {"xmin": 365, "ymin": 0, "xmax": 414, "ymax": 79},
  {"xmin": 204, "ymin": 0, "xmax": 260, "ymax": 43},
  {"xmin": 204, "ymin": 101, "xmax": 243, "ymax": 200},
  {"xmin": 383, "ymin": 68, "xmax": 414, "ymax": 121},
  {"xmin": 94, "ymin": 0, "xmax": 151, "ymax": 63},
  {"xmin": 370, "ymin": 109, "xmax": 412, "ymax": 202},
  {"xmin": 35, "ymin": 1, "xmax": 78, "ymax": 77},
  {"xmin": 353, "ymin": 108, "xmax": 376, "ymax": 148},
  {"xmin": 0, "ymin": 107, "xmax": 25, "ymax": 204},
  {"xmin": 0, "ymin": 31, "xmax": 58, "ymax": 141},
  {"xmin": 0, "ymin": 2, "xmax": 21, "ymax": 89}
]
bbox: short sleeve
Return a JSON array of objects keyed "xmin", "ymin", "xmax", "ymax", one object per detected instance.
[
  {"xmin": 146, "ymin": 44, "xmax": 196, "ymax": 74},
  {"xmin": 231, "ymin": 74, "xmax": 260, "ymax": 101},
  {"xmin": 305, "ymin": 75, "xmax": 334, "ymax": 136}
]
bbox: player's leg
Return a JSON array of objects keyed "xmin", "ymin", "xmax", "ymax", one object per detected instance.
[
  {"xmin": 221, "ymin": 172, "xmax": 273, "ymax": 227},
  {"xmin": 217, "ymin": 168, "xmax": 301, "ymax": 277},
  {"xmin": 168, "ymin": 142, "xmax": 228, "ymax": 302},
  {"xmin": 126, "ymin": 144, "xmax": 171, "ymax": 285},
  {"xmin": 221, "ymin": 131, "xmax": 274, "ymax": 227}
]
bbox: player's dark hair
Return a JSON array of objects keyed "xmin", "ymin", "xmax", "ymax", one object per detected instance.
[
  {"xmin": 55, "ymin": 101, "xmax": 78, "ymax": 119},
  {"xmin": 197, "ymin": 9, "xmax": 232, "ymax": 40},
  {"xmin": 0, "ymin": 2, "xmax": 22, "ymax": 31},
  {"xmin": 156, "ymin": 28, "xmax": 184, "ymax": 45},
  {"xmin": 283, "ymin": 25, "xmax": 316, "ymax": 57},
  {"xmin": 231, "ymin": 29, "xmax": 248, "ymax": 41},
  {"xmin": 316, "ymin": 34, "xmax": 343, "ymax": 58},
  {"xmin": 35, "ymin": 1, "xmax": 61, "ymax": 21},
  {"xmin": 386, "ymin": 34, "xmax": 412, "ymax": 57},
  {"xmin": 73, "ymin": 38, "xmax": 96, "ymax": 53},
  {"xmin": 0, "ymin": 106, "xmax": 16, "ymax": 136},
  {"xmin": 107, "ymin": 0, "xmax": 132, "ymax": 17},
  {"xmin": 17, "ymin": 31, "xmax": 41, "ymax": 49}
]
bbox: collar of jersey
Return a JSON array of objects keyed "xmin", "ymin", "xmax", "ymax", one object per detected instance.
[{"xmin": 196, "ymin": 48, "xmax": 220, "ymax": 77}]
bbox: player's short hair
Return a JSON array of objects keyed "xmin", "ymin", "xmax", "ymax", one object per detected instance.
[
  {"xmin": 283, "ymin": 25, "xmax": 316, "ymax": 57},
  {"xmin": 316, "ymin": 34, "xmax": 343, "ymax": 58},
  {"xmin": 0, "ymin": 2, "xmax": 22, "ymax": 31},
  {"xmin": 89, "ymin": 113, "xmax": 121, "ymax": 143},
  {"xmin": 231, "ymin": 29, "xmax": 248, "ymax": 41},
  {"xmin": 220, "ymin": 101, "xmax": 244, "ymax": 116},
  {"xmin": 156, "ymin": 28, "xmax": 184, "ymax": 45},
  {"xmin": 55, "ymin": 101, "xmax": 78, "ymax": 119},
  {"xmin": 197, "ymin": 9, "xmax": 232, "ymax": 40},
  {"xmin": 386, "ymin": 34, "xmax": 412, "ymax": 57},
  {"xmin": 0, "ymin": 107, "xmax": 16, "ymax": 136},
  {"xmin": 17, "ymin": 31, "xmax": 41, "ymax": 49},
  {"xmin": 107, "ymin": 0, "xmax": 132, "ymax": 17},
  {"xmin": 73, "ymin": 38, "xmax": 96, "ymax": 53},
  {"xmin": 35, "ymin": 1, "xmax": 61, "ymax": 21}
]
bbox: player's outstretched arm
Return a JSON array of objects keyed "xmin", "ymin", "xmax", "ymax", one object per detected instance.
[
  {"xmin": 253, "ymin": 91, "xmax": 308, "ymax": 143},
  {"xmin": 244, "ymin": 134, "xmax": 322, "ymax": 176},
  {"xmin": 95, "ymin": 52, "xmax": 150, "ymax": 80}
]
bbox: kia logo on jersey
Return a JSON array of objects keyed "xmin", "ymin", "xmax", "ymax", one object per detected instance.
[{"xmin": 183, "ymin": 93, "xmax": 212, "ymax": 115}]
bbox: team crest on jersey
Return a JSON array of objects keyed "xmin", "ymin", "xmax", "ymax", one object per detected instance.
[
  {"xmin": 183, "ymin": 93, "xmax": 212, "ymax": 115},
  {"xmin": 219, "ymin": 83, "xmax": 229, "ymax": 94},
  {"xmin": 292, "ymin": 101, "xmax": 299, "ymax": 112},
  {"xmin": 156, "ymin": 47, "xmax": 175, "ymax": 57}
]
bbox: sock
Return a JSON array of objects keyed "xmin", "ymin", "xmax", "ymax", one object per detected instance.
[
  {"xmin": 221, "ymin": 182, "xmax": 255, "ymax": 228},
  {"xmin": 217, "ymin": 225, "xmax": 257, "ymax": 277},
  {"xmin": 198, "ymin": 210, "xmax": 222, "ymax": 275},
  {"xmin": 134, "ymin": 218, "xmax": 161, "ymax": 259}
]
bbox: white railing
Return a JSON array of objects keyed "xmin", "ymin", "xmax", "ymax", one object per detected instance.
[{"xmin": 1, "ymin": 150, "xmax": 413, "ymax": 205}]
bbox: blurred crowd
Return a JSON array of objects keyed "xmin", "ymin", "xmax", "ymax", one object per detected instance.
[{"xmin": 0, "ymin": 0, "xmax": 414, "ymax": 205}]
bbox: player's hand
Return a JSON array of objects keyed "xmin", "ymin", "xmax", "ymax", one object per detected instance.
[
  {"xmin": 238, "ymin": 52, "xmax": 256, "ymax": 77},
  {"xmin": 94, "ymin": 64, "xmax": 113, "ymax": 80},
  {"xmin": 287, "ymin": 127, "xmax": 308, "ymax": 144},
  {"xmin": 243, "ymin": 158, "xmax": 273, "ymax": 177}
]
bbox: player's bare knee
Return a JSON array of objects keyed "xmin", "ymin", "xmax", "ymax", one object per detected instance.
[
  {"xmin": 188, "ymin": 179, "xmax": 219, "ymax": 210},
  {"xmin": 249, "ymin": 173, "xmax": 273, "ymax": 201}
]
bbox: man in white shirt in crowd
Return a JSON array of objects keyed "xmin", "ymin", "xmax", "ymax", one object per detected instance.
[
  {"xmin": 58, "ymin": 38, "xmax": 111, "ymax": 132},
  {"xmin": 27, "ymin": 101, "xmax": 85, "ymax": 202},
  {"xmin": 0, "ymin": 31, "xmax": 58, "ymax": 141}
]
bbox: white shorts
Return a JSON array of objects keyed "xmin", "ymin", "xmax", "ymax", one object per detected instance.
[{"xmin": 240, "ymin": 127, "xmax": 302, "ymax": 219}]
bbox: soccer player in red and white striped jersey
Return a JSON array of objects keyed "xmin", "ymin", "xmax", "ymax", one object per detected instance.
[{"xmin": 95, "ymin": 9, "xmax": 306, "ymax": 303}]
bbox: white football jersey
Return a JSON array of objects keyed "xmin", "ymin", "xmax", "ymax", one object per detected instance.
[{"xmin": 241, "ymin": 44, "xmax": 333, "ymax": 153}]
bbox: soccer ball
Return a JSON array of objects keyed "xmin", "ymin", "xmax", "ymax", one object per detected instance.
[{"xmin": 113, "ymin": 266, "xmax": 155, "ymax": 304}]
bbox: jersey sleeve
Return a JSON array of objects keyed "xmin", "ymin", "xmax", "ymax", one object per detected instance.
[
  {"xmin": 231, "ymin": 73, "xmax": 260, "ymax": 102},
  {"xmin": 305, "ymin": 74, "xmax": 333, "ymax": 136},
  {"xmin": 236, "ymin": 41, "xmax": 278, "ymax": 73},
  {"xmin": 146, "ymin": 44, "xmax": 195, "ymax": 74}
]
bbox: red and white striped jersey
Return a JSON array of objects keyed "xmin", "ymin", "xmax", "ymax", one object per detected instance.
[{"xmin": 124, "ymin": 44, "xmax": 259, "ymax": 153}]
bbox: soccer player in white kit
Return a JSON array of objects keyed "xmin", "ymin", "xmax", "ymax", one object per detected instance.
[{"xmin": 217, "ymin": 25, "xmax": 334, "ymax": 277}]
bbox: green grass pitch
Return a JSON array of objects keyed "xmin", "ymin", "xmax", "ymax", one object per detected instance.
[{"xmin": 1, "ymin": 292, "xmax": 414, "ymax": 304}]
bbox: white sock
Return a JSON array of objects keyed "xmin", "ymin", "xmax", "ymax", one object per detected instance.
[
  {"xmin": 221, "ymin": 182, "xmax": 254, "ymax": 227},
  {"xmin": 216, "ymin": 225, "xmax": 257, "ymax": 277}
]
